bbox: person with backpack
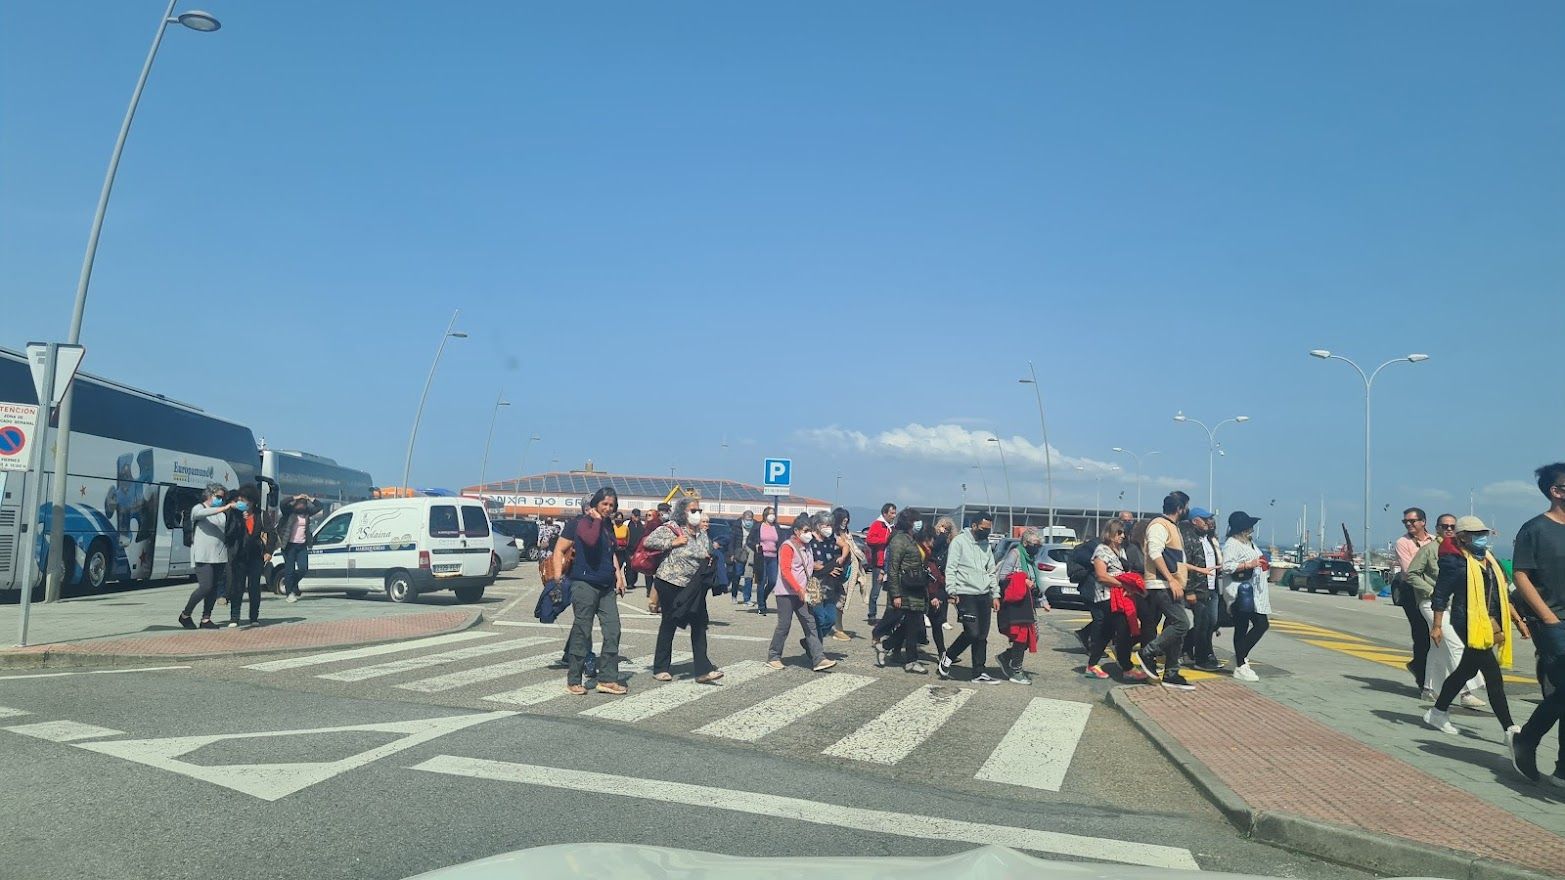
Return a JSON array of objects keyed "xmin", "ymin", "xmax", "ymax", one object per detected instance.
[
  {"xmin": 883, "ymin": 508, "xmax": 931, "ymax": 673},
  {"xmin": 178, "ymin": 482, "xmax": 232, "ymax": 630},
  {"xmin": 556, "ymin": 488, "xmax": 628, "ymax": 696},
  {"xmin": 225, "ymin": 485, "xmax": 274, "ymax": 627},
  {"xmin": 276, "ymin": 494, "xmax": 322, "ymax": 603},
  {"xmin": 642, "ymin": 496, "xmax": 721, "ymax": 683},
  {"xmin": 1084, "ymin": 519, "xmax": 1147, "ymax": 681},
  {"xmin": 1070, "ymin": 511, "xmax": 1134, "ymax": 652}
]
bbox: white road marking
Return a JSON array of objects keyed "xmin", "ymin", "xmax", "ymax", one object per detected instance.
[
  {"xmin": 581, "ymin": 660, "xmax": 774, "ymax": 723},
  {"xmin": 75, "ymin": 711, "xmax": 515, "ymax": 801},
  {"xmin": 974, "ymin": 697, "xmax": 1092, "ymax": 792},
  {"xmin": 397, "ymin": 644, "xmax": 637, "ymax": 693},
  {"xmin": 317, "ymin": 637, "xmax": 556, "ymax": 682},
  {"xmin": 493, "ymin": 619, "xmax": 770, "ymax": 642},
  {"xmin": 0, "ymin": 706, "xmax": 31, "ymax": 718},
  {"xmin": 695, "ymin": 673, "xmax": 875, "ymax": 742},
  {"xmin": 5, "ymin": 720, "xmax": 123, "ymax": 742},
  {"xmin": 480, "ymin": 651, "xmax": 684, "ymax": 707},
  {"xmin": 0, "ymin": 665, "xmax": 190, "ymax": 681},
  {"xmin": 409, "ymin": 757, "xmax": 1200, "ymax": 870},
  {"xmin": 822, "ymin": 684, "xmax": 974, "ymax": 765},
  {"xmin": 243, "ymin": 631, "xmax": 496, "ymax": 672}
]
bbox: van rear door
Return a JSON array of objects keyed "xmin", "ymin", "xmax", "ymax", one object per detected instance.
[{"xmin": 459, "ymin": 505, "xmax": 493, "ymax": 577}]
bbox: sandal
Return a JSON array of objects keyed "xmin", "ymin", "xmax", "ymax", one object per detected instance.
[
  {"xmin": 695, "ymin": 671, "xmax": 724, "ymax": 684},
  {"xmin": 596, "ymin": 681, "xmax": 628, "ymax": 695},
  {"xmin": 565, "ymin": 684, "xmax": 588, "ymax": 696},
  {"xmin": 652, "ymin": 672, "xmax": 673, "ymax": 682}
]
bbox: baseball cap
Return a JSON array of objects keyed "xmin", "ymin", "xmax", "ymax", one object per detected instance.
[{"xmin": 1189, "ymin": 507, "xmax": 1215, "ymax": 521}]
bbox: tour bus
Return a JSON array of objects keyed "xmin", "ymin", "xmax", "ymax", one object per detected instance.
[
  {"xmin": 260, "ymin": 448, "xmax": 373, "ymax": 519},
  {"xmin": 0, "ymin": 346, "xmax": 259, "ymax": 594}
]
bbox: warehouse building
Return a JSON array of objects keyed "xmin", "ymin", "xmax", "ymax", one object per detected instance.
[{"xmin": 465, "ymin": 461, "xmax": 830, "ymax": 519}]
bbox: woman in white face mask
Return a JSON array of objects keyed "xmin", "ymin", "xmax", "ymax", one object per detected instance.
[
  {"xmin": 642, "ymin": 495, "xmax": 721, "ymax": 683},
  {"xmin": 748, "ymin": 506, "xmax": 782, "ymax": 616}
]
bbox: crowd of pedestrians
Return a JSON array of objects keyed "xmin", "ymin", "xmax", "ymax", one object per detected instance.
[{"xmin": 176, "ymin": 481, "xmax": 299, "ymax": 630}]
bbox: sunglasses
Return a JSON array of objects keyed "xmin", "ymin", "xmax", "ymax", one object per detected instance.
[
  {"xmin": 1436, "ymin": 523, "xmax": 1457, "ymax": 531},
  {"xmin": 689, "ymin": 509, "xmax": 703, "ymax": 513},
  {"xmin": 1401, "ymin": 519, "xmax": 1423, "ymax": 525}
]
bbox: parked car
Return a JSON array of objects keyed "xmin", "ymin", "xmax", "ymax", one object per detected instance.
[
  {"xmin": 491, "ymin": 534, "xmax": 520, "ymax": 574},
  {"xmin": 1287, "ymin": 557, "xmax": 1361, "ymax": 595},
  {"xmin": 490, "ymin": 517, "xmax": 540, "ymax": 561},
  {"xmin": 991, "ymin": 539, "xmax": 1079, "ymax": 608},
  {"xmin": 268, "ymin": 496, "xmax": 497, "ymax": 604}
]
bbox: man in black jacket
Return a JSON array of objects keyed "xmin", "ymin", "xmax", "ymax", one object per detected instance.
[
  {"xmin": 276, "ymin": 494, "xmax": 323, "ymax": 603},
  {"xmin": 1180, "ymin": 508, "xmax": 1225, "ymax": 671}
]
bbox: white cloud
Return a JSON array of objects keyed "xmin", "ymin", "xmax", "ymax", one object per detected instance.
[
  {"xmin": 798, "ymin": 421, "xmax": 1192, "ymax": 489},
  {"xmin": 1479, "ymin": 480, "xmax": 1540, "ymax": 505}
]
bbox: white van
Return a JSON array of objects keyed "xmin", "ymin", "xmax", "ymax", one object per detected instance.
[{"xmin": 272, "ymin": 496, "xmax": 498, "ymax": 603}]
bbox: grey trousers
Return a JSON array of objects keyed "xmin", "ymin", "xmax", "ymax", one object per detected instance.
[
  {"xmin": 567, "ymin": 580, "xmax": 622, "ymax": 686},
  {"xmin": 1146, "ymin": 588, "xmax": 1192, "ymax": 673},
  {"xmin": 769, "ymin": 593, "xmax": 823, "ymax": 665}
]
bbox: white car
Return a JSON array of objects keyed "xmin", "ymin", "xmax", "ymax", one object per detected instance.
[{"xmin": 992, "ymin": 539, "xmax": 1079, "ymax": 607}]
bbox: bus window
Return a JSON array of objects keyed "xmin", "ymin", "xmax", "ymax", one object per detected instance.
[
  {"xmin": 429, "ymin": 505, "xmax": 460, "ymax": 538},
  {"xmin": 460, "ymin": 506, "xmax": 489, "ymax": 538},
  {"xmin": 163, "ymin": 487, "xmax": 203, "ymax": 529}
]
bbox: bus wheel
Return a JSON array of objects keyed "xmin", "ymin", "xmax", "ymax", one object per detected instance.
[
  {"xmin": 83, "ymin": 540, "xmax": 111, "ymax": 592},
  {"xmin": 385, "ymin": 571, "xmax": 417, "ymax": 604}
]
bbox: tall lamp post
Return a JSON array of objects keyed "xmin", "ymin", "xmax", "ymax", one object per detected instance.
[
  {"xmin": 1111, "ymin": 447, "xmax": 1160, "ymax": 518},
  {"xmin": 987, "ymin": 437, "xmax": 1014, "ymax": 535},
  {"xmin": 44, "ymin": 3, "xmax": 223, "ymax": 602},
  {"xmin": 1172, "ymin": 411, "xmax": 1250, "ymax": 513},
  {"xmin": 969, "ymin": 464, "xmax": 991, "ymax": 509},
  {"xmin": 717, "ymin": 438, "xmax": 729, "ymax": 516},
  {"xmin": 1018, "ymin": 363, "xmax": 1056, "ymax": 538},
  {"xmin": 476, "ymin": 391, "xmax": 510, "ymax": 503},
  {"xmin": 1309, "ymin": 349, "xmax": 1429, "ymax": 597},
  {"xmin": 401, "ymin": 310, "xmax": 467, "ymax": 493},
  {"xmin": 833, "ymin": 474, "xmax": 843, "ymax": 509},
  {"xmin": 1075, "ymin": 464, "xmax": 1120, "ymax": 535}
]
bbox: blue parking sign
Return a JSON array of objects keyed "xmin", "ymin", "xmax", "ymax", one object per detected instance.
[{"xmin": 763, "ymin": 458, "xmax": 792, "ymax": 495}]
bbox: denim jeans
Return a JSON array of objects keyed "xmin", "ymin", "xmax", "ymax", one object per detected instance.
[
  {"xmin": 868, "ymin": 565, "xmax": 884, "ymax": 620},
  {"xmin": 1184, "ymin": 590, "xmax": 1218, "ymax": 663},
  {"xmin": 281, "ymin": 543, "xmax": 309, "ymax": 596},
  {"xmin": 812, "ymin": 601, "xmax": 836, "ymax": 637},
  {"xmin": 944, "ymin": 597, "xmax": 992, "ymax": 676},
  {"xmin": 729, "ymin": 564, "xmax": 752, "ymax": 603},
  {"xmin": 757, "ymin": 556, "xmax": 779, "ymax": 611}
]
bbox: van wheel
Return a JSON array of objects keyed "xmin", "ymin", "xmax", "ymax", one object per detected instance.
[
  {"xmin": 269, "ymin": 566, "xmax": 287, "ymax": 595},
  {"xmin": 83, "ymin": 540, "xmax": 112, "ymax": 592},
  {"xmin": 385, "ymin": 571, "xmax": 417, "ymax": 603},
  {"xmin": 454, "ymin": 585, "xmax": 485, "ymax": 603}
]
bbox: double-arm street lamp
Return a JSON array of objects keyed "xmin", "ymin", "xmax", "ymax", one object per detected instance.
[
  {"xmin": 1111, "ymin": 447, "xmax": 1160, "ymax": 518},
  {"xmin": 1172, "ymin": 412, "xmax": 1250, "ymax": 513}
]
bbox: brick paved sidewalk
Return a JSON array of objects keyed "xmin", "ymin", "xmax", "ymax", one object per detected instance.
[{"xmin": 1117, "ymin": 680, "xmax": 1565, "ymax": 879}]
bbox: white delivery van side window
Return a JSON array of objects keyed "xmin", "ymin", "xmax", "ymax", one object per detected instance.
[
  {"xmin": 315, "ymin": 513, "xmax": 352, "ymax": 545},
  {"xmin": 460, "ymin": 506, "xmax": 489, "ymax": 537},
  {"xmin": 429, "ymin": 505, "xmax": 460, "ymax": 538}
]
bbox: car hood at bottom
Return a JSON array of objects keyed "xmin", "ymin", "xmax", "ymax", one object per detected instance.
[{"xmin": 403, "ymin": 843, "xmax": 1441, "ymax": 880}]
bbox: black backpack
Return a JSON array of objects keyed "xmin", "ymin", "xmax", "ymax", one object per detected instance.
[{"xmin": 1066, "ymin": 538, "xmax": 1100, "ymax": 585}]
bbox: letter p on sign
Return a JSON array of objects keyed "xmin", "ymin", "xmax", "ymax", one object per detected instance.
[{"xmin": 763, "ymin": 458, "xmax": 791, "ymax": 495}]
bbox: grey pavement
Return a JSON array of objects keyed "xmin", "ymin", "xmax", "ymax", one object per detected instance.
[
  {"xmin": 0, "ymin": 569, "xmax": 1365, "ymax": 880},
  {"xmin": 1209, "ymin": 588, "xmax": 1563, "ymax": 838}
]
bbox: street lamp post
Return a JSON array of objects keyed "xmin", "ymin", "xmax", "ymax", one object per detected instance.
[
  {"xmin": 476, "ymin": 391, "xmax": 510, "ymax": 502},
  {"xmin": 401, "ymin": 310, "xmax": 467, "ymax": 493},
  {"xmin": 717, "ymin": 438, "xmax": 729, "ymax": 516},
  {"xmin": 1111, "ymin": 447, "xmax": 1161, "ymax": 518},
  {"xmin": 1172, "ymin": 411, "xmax": 1250, "ymax": 512},
  {"xmin": 43, "ymin": 3, "xmax": 222, "ymax": 602},
  {"xmin": 1309, "ymin": 349, "xmax": 1429, "ymax": 598},
  {"xmin": 969, "ymin": 464, "xmax": 991, "ymax": 509},
  {"xmin": 833, "ymin": 474, "xmax": 842, "ymax": 510},
  {"xmin": 1018, "ymin": 363, "xmax": 1056, "ymax": 538},
  {"xmin": 987, "ymin": 437, "xmax": 1014, "ymax": 535},
  {"xmin": 1076, "ymin": 464, "xmax": 1120, "ymax": 536}
]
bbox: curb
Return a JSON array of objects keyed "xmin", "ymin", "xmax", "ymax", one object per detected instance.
[
  {"xmin": 0, "ymin": 609, "xmax": 484, "ymax": 670},
  {"xmin": 1106, "ymin": 687, "xmax": 1557, "ymax": 880}
]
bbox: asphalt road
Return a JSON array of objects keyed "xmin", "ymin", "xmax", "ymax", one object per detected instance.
[{"xmin": 0, "ymin": 570, "xmax": 1371, "ymax": 880}]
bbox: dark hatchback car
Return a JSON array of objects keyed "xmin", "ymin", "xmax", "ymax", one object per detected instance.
[
  {"xmin": 1288, "ymin": 557, "xmax": 1360, "ymax": 595},
  {"xmin": 490, "ymin": 517, "xmax": 541, "ymax": 561}
]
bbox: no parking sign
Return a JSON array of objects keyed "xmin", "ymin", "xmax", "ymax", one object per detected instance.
[{"xmin": 0, "ymin": 402, "xmax": 38, "ymax": 472}]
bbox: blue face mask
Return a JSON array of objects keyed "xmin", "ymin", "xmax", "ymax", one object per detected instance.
[
  {"xmin": 235, "ymin": 500, "xmax": 249, "ymax": 513},
  {"xmin": 1469, "ymin": 535, "xmax": 1490, "ymax": 553}
]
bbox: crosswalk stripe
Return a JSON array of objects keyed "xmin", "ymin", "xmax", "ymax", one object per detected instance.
[
  {"xmin": 317, "ymin": 637, "xmax": 556, "ymax": 682},
  {"xmin": 0, "ymin": 706, "xmax": 31, "ymax": 719},
  {"xmin": 581, "ymin": 660, "xmax": 775, "ymax": 723},
  {"xmin": 398, "ymin": 643, "xmax": 636, "ymax": 693},
  {"xmin": 694, "ymin": 673, "xmax": 876, "ymax": 742},
  {"xmin": 5, "ymin": 720, "xmax": 124, "ymax": 742},
  {"xmin": 822, "ymin": 684, "xmax": 974, "ymax": 765},
  {"xmin": 480, "ymin": 651, "xmax": 686, "ymax": 707},
  {"xmin": 493, "ymin": 619, "xmax": 770, "ymax": 643},
  {"xmin": 974, "ymin": 697, "xmax": 1091, "ymax": 792},
  {"xmin": 243, "ymin": 631, "xmax": 496, "ymax": 672}
]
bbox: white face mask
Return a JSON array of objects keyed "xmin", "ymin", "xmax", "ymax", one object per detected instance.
[
  {"xmin": 765, "ymin": 514, "xmax": 776, "ymax": 524},
  {"xmin": 686, "ymin": 511, "xmax": 702, "ymax": 525},
  {"xmin": 821, "ymin": 528, "xmax": 834, "ymax": 538}
]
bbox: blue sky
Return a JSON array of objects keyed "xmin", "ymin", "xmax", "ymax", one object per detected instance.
[{"xmin": 4, "ymin": 2, "xmax": 1562, "ymax": 550}]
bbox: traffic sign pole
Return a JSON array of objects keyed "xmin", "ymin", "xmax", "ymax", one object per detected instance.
[{"xmin": 17, "ymin": 343, "xmax": 57, "ymax": 646}]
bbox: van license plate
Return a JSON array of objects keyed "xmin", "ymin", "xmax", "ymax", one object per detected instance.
[{"xmin": 434, "ymin": 564, "xmax": 462, "ymax": 575}]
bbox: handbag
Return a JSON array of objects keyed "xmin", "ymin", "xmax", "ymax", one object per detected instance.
[{"xmin": 805, "ymin": 575, "xmax": 825, "ymax": 605}]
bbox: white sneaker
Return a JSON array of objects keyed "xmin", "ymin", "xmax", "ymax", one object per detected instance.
[
  {"xmin": 1505, "ymin": 725, "xmax": 1522, "ymax": 750},
  {"xmin": 942, "ymin": 622, "xmax": 953, "ymax": 630},
  {"xmin": 1420, "ymin": 689, "xmax": 1437, "ymax": 702},
  {"xmin": 1422, "ymin": 707, "xmax": 1459, "ymax": 735},
  {"xmin": 285, "ymin": 594, "xmax": 298, "ymax": 604},
  {"xmin": 1458, "ymin": 692, "xmax": 1490, "ymax": 712},
  {"xmin": 1233, "ymin": 663, "xmax": 1260, "ymax": 682}
]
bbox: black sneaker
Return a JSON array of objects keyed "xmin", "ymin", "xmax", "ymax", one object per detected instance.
[
  {"xmin": 1194, "ymin": 657, "xmax": 1226, "ymax": 672},
  {"xmin": 1137, "ymin": 645, "xmax": 1161, "ymax": 680},
  {"xmin": 1161, "ymin": 671, "xmax": 1197, "ymax": 691},
  {"xmin": 972, "ymin": 672, "xmax": 1003, "ymax": 684},
  {"xmin": 1510, "ymin": 731, "xmax": 1541, "ymax": 782},
  {"xmin": 936, "ymin": 654, "xmax": 952, "ymax": 680}
]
